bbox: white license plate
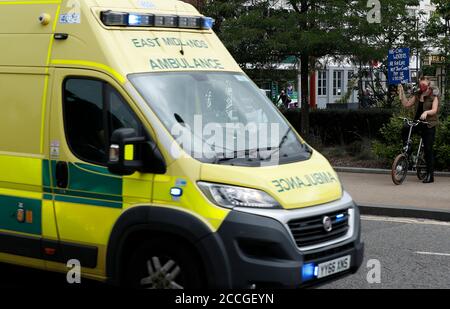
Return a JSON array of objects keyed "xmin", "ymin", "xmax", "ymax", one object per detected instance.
[{"xmin": 317, "ymin": 255, "xmax": 351, "ymax": 279}]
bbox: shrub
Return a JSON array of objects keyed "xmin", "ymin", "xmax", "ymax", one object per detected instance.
[
  {"xmin": 373, "ymin": 115, "xmax": 450, "ymax": 171},
  {"xmin": 345, "ymin": 140, "xmax": 363, "ymax": 157},
  {"xmin": 283, "ymin": 108, "xmax": 394, "ymax": 146},
  {"xmin": 372, "ymin": 117, "xmax": 405, "ymax": 164},
  {"xmin": 435, "ymin": 116, "xmax": 450, "ymax": 172}
]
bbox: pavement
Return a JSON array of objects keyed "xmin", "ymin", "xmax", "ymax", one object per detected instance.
[
  {"xmin": 321, "ymin": 216, "xmax": 450, "ymax": 289},
  {"xmin": 338, "ymin": 171, "xmax": 450, "ymax": 221}
]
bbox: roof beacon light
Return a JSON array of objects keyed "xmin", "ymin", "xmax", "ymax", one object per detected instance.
[
  {"xmin": 178, "ymin": 16, "xmax": 202, "ymax": 29},
  {"xmin": 201, "ymin": 17, "xmax": 215, "ymax": 30},
  {"xmin": 101, "ymin": 11, "xmax": 128, "ymax": 26},
  {"xmin": 100, "ymin": 11, "xmax": 215, "ymax": 30},
  {"xmin": 128, "ymin": 13, "xmax": 154, "ymax": 27},
  {"xmin": 154, "ymin": 15, "xmax": 178, "ymax": 28}
]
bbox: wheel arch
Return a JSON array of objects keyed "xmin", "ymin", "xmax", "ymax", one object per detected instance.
[{"xmin": 105, "ymin": 205, "xmax": 232, "ymax": 288}]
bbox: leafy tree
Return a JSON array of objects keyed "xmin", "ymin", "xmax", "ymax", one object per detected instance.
[
  {"xmin": 203, "ymin": 0, "xmax": 423, "ymax": 133},
  {"xmin": 204, "ymin": 1, "xmax": 293, "ymax": 70},
  {"xmin": 345, "ymin": 0, "xmax": 423, "ymax": 107},
  {"xmin": 203, "ymin": 1, "xmax": 355, "ymax": 134},
  {"xmin": 426, "ymin": 0, "xmax": 450, "ymax": 117},
  {"xmin": 284, "ymin": 0, "xmax": 357, "ymax": 135},
  {"xmin": 202, "ymin": 0, "xmax": 245, "ymax": 35}
]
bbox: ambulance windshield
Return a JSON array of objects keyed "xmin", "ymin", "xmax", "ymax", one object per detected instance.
[{"xmin": 129, "ymin": 72, "xmax": 311, "ymax": 166}]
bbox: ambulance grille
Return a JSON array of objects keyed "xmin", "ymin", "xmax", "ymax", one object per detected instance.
[{"xmin": 288, "ymin": 209, "xmax": 350, "ymax": 248}]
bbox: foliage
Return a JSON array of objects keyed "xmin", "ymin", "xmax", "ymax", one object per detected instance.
[
  {"xmin": 435, "ymin": 116, "xmax": 450, "ymax": 171},
  {"xmin": 336, "ymin": 79, "xmax": 358, "ymax": 104},
  {"xmin": 373, "ymin": 115, "xmax": 450, "ymax": 171},
  {"xmin": 283, "ymin": 108, "xmax": 394, "ymax": 145},
  {"xmin": 372, "ymin": 116, "xmax": 406, "ymax": 164},
  {"xmin": 203, "ymin": 0, "xmax": 424, "ymax": 132},
  {"xmin": 427, "ymin": 0, "xmax": 450, "ymax": 118}
]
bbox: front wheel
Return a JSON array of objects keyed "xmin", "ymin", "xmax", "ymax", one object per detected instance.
[
  {"xmin": 124, "ymin": 237, "xmax": 205, "ymax": 289},
  {"xmin": 392, "ymin": 154, "xmax": 409, "ymax": 185}
]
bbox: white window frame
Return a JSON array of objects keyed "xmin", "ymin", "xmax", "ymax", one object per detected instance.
[
  {"xmin": 318, "ymin": 71, "xmax": 327, "ymax": 96},
  {"xmin": 333, "ymin": 70, "xmax": 343, "ymax": 96}
]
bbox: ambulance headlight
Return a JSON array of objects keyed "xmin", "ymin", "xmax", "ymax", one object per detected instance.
[{"xmin": 198, "ymin": 182, "xmax": 281, "ymax": 209}]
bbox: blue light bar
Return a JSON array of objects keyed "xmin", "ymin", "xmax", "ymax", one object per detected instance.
[
  {"xmin": 128, "ymin": 13, "xmax": 154, "ymax": 27},
  {"xmin": 100, "ymin": 11, "xmax": 215, "ymax": 30},
  {"xmin": 202, "ymin": 17, "xmax": 215, "ymax": 30},
  {"xmin": 302, "ymin": 263, "xmax": 317, "ymax": 282},
  {"xmin": 128, "ymin": 14, "xmax": 140, "ymax": 26},
  {"xmin": 101, "ymin": 11, "xmax": 128, "ymax": 26},
  {"xmin": 154, "ymin": 15, "xmax": 178, "ymax": 28},
  {"xmin": 179, "ymin": 16, "xmax": 202, "ymax": 29}
]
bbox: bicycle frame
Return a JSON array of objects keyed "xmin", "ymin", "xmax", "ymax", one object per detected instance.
[
  {"xmin": 402, "ymin": 118, "xmax": 426, "ymax": 170},
  {"xmin": 392, "ymin": 118, "xmax": 428, "ymax": 185},
  {"xmin": 414, "ymin": 139, "xmax": 424, "ymax": 167}
]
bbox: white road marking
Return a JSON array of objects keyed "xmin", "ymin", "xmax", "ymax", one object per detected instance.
[
  {"xmin": 415, "ymin": 251, "xmax": 450, "ymax": 257},
  {"xmin": 361, "ymin": 215, "xmax": 450, "ymax": 226}
]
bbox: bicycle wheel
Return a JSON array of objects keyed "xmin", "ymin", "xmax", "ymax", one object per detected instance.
[
  {"xmin": 392, "ymin": 154, "xmax": 409, "ymax": 185},
  {"xmin": 416, "ymin": 157, "xmax": 428, "ymax": 181}
]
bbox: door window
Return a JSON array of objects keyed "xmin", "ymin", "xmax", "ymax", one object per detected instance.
[{"xmin": 63, "ymin": 78, "xmax": 142, "ymax": 165}]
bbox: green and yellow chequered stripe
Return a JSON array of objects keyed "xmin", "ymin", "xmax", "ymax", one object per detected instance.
[{"xmin": 0, "ymin": 155, "xmax": 125, "ymax": 236}]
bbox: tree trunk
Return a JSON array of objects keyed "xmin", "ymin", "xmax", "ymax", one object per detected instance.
[
  {"xmin": 445, "ymin": 19, "xmax": 450, "ymax": 116},
  {"xmin": 299, "ymin": 0, "xmax": 310, "ymax": 137},
  {"xmin": 300, "ymin": 52, "xmax": 310, "ymax": 137},
  {"xmin": 358, "ymin": 61, "xmax": 363, "ymax": 106}
]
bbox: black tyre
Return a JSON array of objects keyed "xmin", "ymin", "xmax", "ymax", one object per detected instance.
[
  {"xmin": 124, "ymin": 237, "xmax": 205, "ymax": 289},
  {"xmin": 416, "ymin": 157, "xmax": 428, "ymax": 181},
  {"xmin": 392, "ymin": 154, "xmax": 408, "ymax": 185}
]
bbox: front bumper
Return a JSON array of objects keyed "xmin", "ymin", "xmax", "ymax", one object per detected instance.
[{"xmin": 211, "ymin": 193, "xmax": 364, "ymax": 288}]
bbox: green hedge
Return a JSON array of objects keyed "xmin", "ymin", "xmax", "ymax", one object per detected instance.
[
  {"xmin": 283, "ymin": 109, "xmax": 394, "ymax": 146},
  {"xmin": 435, "ymin": 117, "xmax": 450, "ymax": 171}
]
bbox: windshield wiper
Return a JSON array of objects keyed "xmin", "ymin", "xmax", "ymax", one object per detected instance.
[
  {"xmin": 279, "ymin": 127, "xmax": 292, "ymax": 149},
  {"xmin": 260, "ymin": 127, "xmax": 293, "ymax": 161},
  {"xmin": 214, "ymin": 149, "xmax": 255, "ymax": 164},
  {"xmin": 215, "ymin": 147, "xmax": 278, "ymax": 164},
  {"xmin": 214, "ymin": 128, "xmax": 295, "ymax": 164}
]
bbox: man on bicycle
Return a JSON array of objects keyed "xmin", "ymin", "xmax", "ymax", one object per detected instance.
[{"xmin": 398, "ymin": 77, "xmax": 440, "ymax": 184}]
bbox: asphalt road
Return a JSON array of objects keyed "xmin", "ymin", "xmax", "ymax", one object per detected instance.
[
  {"xmin": 321, "ymin": 216, "xmax": 450, "ymax": 289},
  {"xmin": 1, "ymin": 216, "xmax": 450, "ymax": 289}
]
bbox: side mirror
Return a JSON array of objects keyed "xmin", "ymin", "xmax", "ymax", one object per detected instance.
[{"xmin": 107, "ymin": 128, "xmax": 166, "ymax": 176}]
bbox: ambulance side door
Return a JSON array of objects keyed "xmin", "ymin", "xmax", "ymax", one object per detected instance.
[
  {"xmin": 46, "ymin": 68, "xmax": 153, "ymax": 276},
  {"xmin": 0, "ymin": 68, "xmax": 51, "ymax": 270}
]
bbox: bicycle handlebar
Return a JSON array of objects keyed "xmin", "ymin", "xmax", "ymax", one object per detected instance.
[{"xmin": 398, "ymin": 117, "xmax": 429, "ymax": 126}]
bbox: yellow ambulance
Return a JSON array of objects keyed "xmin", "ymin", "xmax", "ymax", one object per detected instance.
[{"xmin": 0, "ymin": 0, "xmax": 363, "ymax": 288}]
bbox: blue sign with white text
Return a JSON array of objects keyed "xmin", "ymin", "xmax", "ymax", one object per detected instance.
[{"xmin": 388, "ymin": 48, "xmax": 410, "ymax": 85}]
